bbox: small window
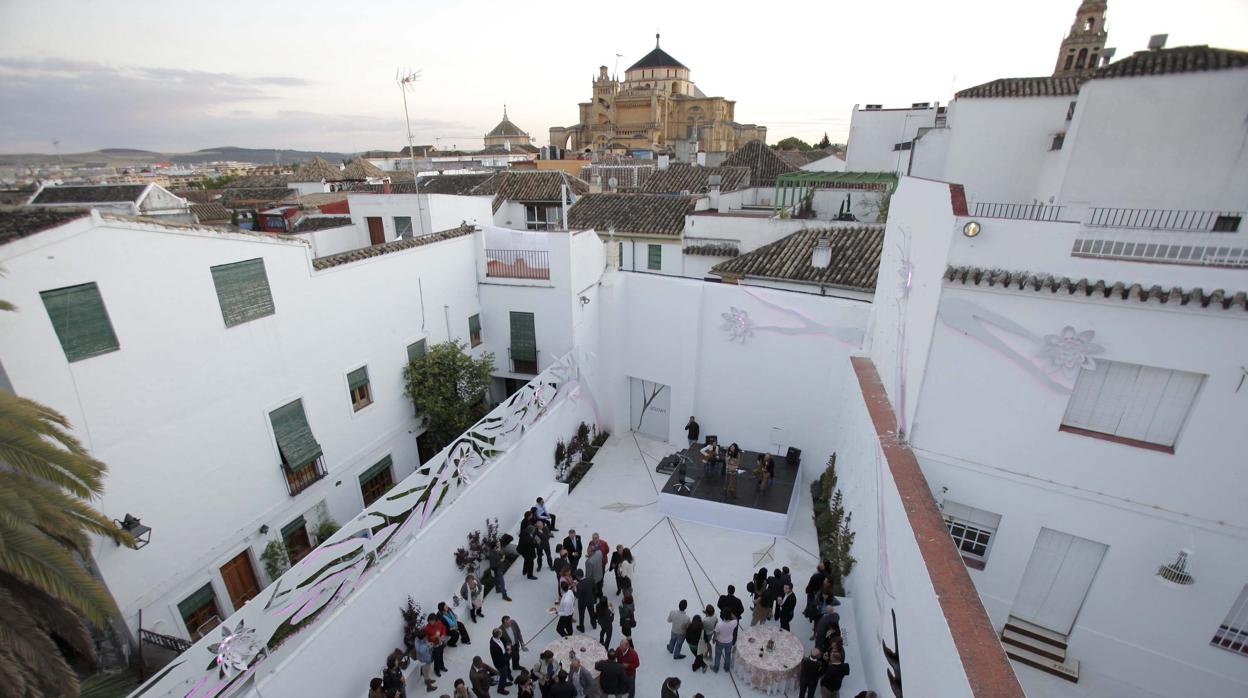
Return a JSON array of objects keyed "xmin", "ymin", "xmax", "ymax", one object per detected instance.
[
  {"xmin": 1212, "ymin": 584, "xmax": 1248, "ymax": 657},
  {"xmin": 40, "ymin": 282, "xmax": 120, "ymax": 362},
  {"xmin": 1076, "ymin": 48, "xmax": 1088, "ymax": 69},
  {"xmin": 942, "ymin": 501, "xmax": 1001, "ymax": 570},
  {"xmin": 359, "ymin": 455, "xmax": 395, "ymax": 506},
  {"xmin": 406, "ymin": 338, "xmax": 427, "ymax": 363},
  {"xmin": 1050, "ymin": 133, "xmax": 1066, "ymax": 151},
  {"xmin": 1213, "ymin": 215, "xmax": 1242, "ymax": 233},
  {"xmin": 1064, "ymin": 53, "xmax": 1075, "ymax": 71},
  {"xmin": 281, "ymin": 516, "xmax": 312, "ymax": 564},
  {"xmin": 177, "ymin": 584, "xmax": 221, "ymax": 640},
  {"xmin": 348, "ymin": 366, "xmax": 372, "ymax": 411},
  {"xmin": 1060, "ymin": 359, "xmax": 1204, "ymax": 451},
  {"xmin": 469, "ymin": 313, "xmax": 482, "ymax": 347},
  {"xmin": 1084, "ymin": 16, "xmax": 1095, "ymax": 31},
  {"xmin": 647, "ymin": 244, "xmax": 662, "ymax": 270},
  {"xmin": 210, "ymin": 258, "xmax": 275, "ymax": 327},
  {"xmin": 510, "ymin": 311, "xmax": 537, "ymax": 374},
  {"xmin": 394, "ymin": 216, "xmax": 413, "ymax": 237}
]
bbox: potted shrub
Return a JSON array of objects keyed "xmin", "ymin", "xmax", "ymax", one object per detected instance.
[
  {"xmin": 453, "ymin": 518, "xmax": 500, "ymax": 575},
  {"xmin": 261, "ymin": 539, "xmax": 291, "ymax": 580}
]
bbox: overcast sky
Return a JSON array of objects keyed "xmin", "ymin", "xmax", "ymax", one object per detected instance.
[{"xmin": 1, "ymin": 0, "xmax": 1245, "ymax": 154}]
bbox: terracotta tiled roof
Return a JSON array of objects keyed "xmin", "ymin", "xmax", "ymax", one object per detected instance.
[
  {"xmin": 30, "ymin": 184, "xmax": 149, "ymax": 205},
  {"xmin": 483, "ymin": 171, "xmax": 591, "ymax": 212},
  {"xmin": 943, "ymin": 265, "xmax": 1248, "ymax": 311},
  {"xmin": 290, "ymin": 156, "xmax": 343, "ymax": 182},
  {"xmin": 773, "ymin": 150, "xmax": 825, "ymax": 168},
  {"xmin": 293, "ymin": 216, "xmax": 353, "ymax": 233},
  {"xmin": 683, "ymin": 241, "xmax": 739, "ymax": 257},
  {"xmin": 219, "ymin": 188, "xmax": 297, "ymax": 207},
  {"xmin": 312, "ymin": 224, "xmax": 475, "ymax": 270},
  {"xmin": 711, "ymin": 226, "xmax": 885, "ymax": 291},
  {"xmin": 417, "ymin": 173, "xmax": 497, "ymax": 195},
  {"xmin": 224, "ymin": 174, "xmax": 289, "ymax": 189},
  {"xmin": 567, "ymin": 193, "xmax": 695, "ymax": 237},
  {"xmin": 1093, "ymin": 45, "xmax": 1248, "ymax": 80},
  {"xmin": 487, "ymin": 114, "xmax": 528, "ymax": 138},
  {"xmin": 479, "ymin": 142, "xmax": 540, "ymax": 155},
  {"xmin": 339, "ymin": 182, "xmax": 422, "ymax": 194},
  {"xmin": 342, "ymin": 157, "xmax": 387, "ymax": 180},
  {"xmin": 173, "ymin": 189, "xmax": 220, "ymax": 204},
  {"xmin": 628, "ymin": 43, "xmax": 686, "ymax": 71},
  {"xmin": 955, "ymin": 76, "xmax": 1086, "ymax": 99},
  {"xmin": 0, "ymin": 208, "xmax": 90, "ymax": 246},
  {"xmin": 641, "ymin": 164, "xmax": 750, "ymax": 194},
  {"xmin": 721, "ymin": 140, "xmax": 798, "ymax": 187},
  {"xmin": 190, "ymin": 202, "xmax": 232, "ymax": 222}
]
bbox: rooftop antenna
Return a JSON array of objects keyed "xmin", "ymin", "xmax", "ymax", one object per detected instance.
[
  {"xmin": 51, "ymin": 139, "xmax": 65, "ymax": 171},
  {"xmin": 614, "ymin": 53, "xmax": 622, "ymax": 79},
  {"xmin": 396, "ymin": 67, "xmax": 425, "ymax": 232}
]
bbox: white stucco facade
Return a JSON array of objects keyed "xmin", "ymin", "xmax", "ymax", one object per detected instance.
[{"xmin": 844, "ymin": 103, "xmax": 939, "ymax": 174}]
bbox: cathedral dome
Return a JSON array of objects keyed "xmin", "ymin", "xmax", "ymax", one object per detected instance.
[
  {"xmin": 488, "ymin": 111, "xmax": 528, "ymax": 138},
  {"xmin": 627, "ymin": 34, "xmax": 687, "ymax": 71}
]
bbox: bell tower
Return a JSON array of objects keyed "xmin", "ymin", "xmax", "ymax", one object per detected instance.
[{"xmin": 1053, "ymin": 1, "xmax": 1109, "ymax": 76}]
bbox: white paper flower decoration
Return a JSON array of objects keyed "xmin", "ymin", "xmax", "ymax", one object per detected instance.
[
  {"xmin": 209, "ymin": 620, "xmax": 261, "ymax": 677},
  {"xmin": 720, "ymin": 307, "xmax": 754, "ymax": 343},
  {"xmin": 1038, "ymin": 326, "xmax": 1104, "ymax": 373}
]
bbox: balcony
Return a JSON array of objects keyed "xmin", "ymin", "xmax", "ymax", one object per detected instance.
[
  {"xmin": 507, "ymin": 347, "xmax": 539, "ymax": 374},
  {"xmin": 284, "ymin": 458, "xmax": 326, "ymax": 496},
  {"xmin": 485, "ymin": 249, "xmax": 550, "ymax": 280},
  {"xmin": 1086, "ymin": 207, "xmax": 1242, "ymax": 233},
  {"xmin": 972, "ymin": 202, "xmax": 1069, "ymax": 222}
]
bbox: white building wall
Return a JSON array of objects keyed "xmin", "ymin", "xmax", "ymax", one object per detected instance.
[
  {"xmin": 348, "ymin": 193, "xmax": 493, "ymax": 241},
  {"xmin": 293, "ymin": 224, "xmax": 370, "ymax": 257},
  {"xmin": 800, "ymin": 153, "xmax": 847, "ymax": 172},
  {"xmin": 615, "ymin": 238, "xmax": 682, "ymax": 275},
  {"xmin": 0, "ymin": 216, "xmax": 484, "ymax": 640},
  {"xmin": 289, "ymin": 181, "xmax": 330, "ymax": 196},
  {"xmin": 844, "ymin": 105, "xmax": 939, "ymax": 174}
]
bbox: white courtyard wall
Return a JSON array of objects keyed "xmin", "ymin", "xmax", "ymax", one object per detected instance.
[
  {"xmin": 844, "ymin": 106, "xmax": 938, "ymax": 174},
  {"xmin": 349, "ymin": 194, "xmax": 493, "ymax": 241},
  {"xmin": 295, "ymin": 224, "xmax": 369, "ymax": 257}
]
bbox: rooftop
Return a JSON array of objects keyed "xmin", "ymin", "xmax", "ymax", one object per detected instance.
[
  {"xmin": 567, "ymin": 193, "xmax": 697, "ymax": 237},
  {"xmin": 711, "ymin": 226, "xmax": 885, "ymax": 291},
  {"xmin": 478, "ymin": 171, "xmax": 591, "ymax": 212},
  {"xmin": 641, "ymin": 164, "xmax": 751, "ymax": 194},
  {"xmin": 292, "ymin": 216, "xmax": 353, "ymax": 233},
  {"xmin": 1092, "ymin": 45, "xmax": 1248, "ymax": 80},
  {"xmin": 29, "ymin": 184, "xmax": 149, "ymax": 205},
  {"xmin": 943, "ymin": 265, "xmax": 1248, "ymax": 312},
  {"xmin": 721, "ymin": 140, "xmax": 799, "ymax": 187},
  {"xmin": 342, "ymin": 157, "xmax": 387, "ymax": 180},
  {"xmin": 224, "ymin": 174, "xmax": 289, "ymax": 189},
  {"xmin": 414, "ymin": 173, "xmax": 496, "ymax": 196},
  {"xmin": 955, "ymin": 76, "xmax": 1086, "ymax": 99},
  {"xmin": 311, "ymin": 224, "xmax": 475, "ymax": 269},
  {"xmin": 0, "ymin": 208, "xmax": 90, "ymax": 246},
  {"xmin": 218, "ymin": 187, "xmax": 297, "ymax": 207},
  {"xmin": 486, "ymin": 109, "xmax": 528, "ymax": 138},
  {"xmin": 189, "ymin": 202, "xmax": 232, "ymax": 222},
  {"xmin": 628, "ymin": 35, "xmax": 687, "ymax": 71},
  {"xmin": 289, "ymin": 156, "xmax": 344, "ymax": 182}
]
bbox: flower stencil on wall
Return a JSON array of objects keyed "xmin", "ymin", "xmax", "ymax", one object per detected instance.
[
  {"xmin": 718, "ymin": 288, "xmax": 864, "ymax": 346},
  {"xmin": 1038, "ymin": 326, "xmax": 1104, "ymax": 375}
]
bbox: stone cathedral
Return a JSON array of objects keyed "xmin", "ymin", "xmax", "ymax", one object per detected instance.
[{"xmin": 550, "ymin": 35, "xmax": 766, "ymax": 156}]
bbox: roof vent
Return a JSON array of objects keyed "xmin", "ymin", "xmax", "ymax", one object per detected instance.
[
  {"xmin": 911, "ymin": 102, "xmax": 931, "ymax": 108},
  {"xmin": 1101, "ymin": 47, "xmax": 1117, "ymax": 64},
  {"xmin": 1148, "ymin": 34, "xmax": 1168, "ymax": 50},
  {"xmin": 864, "ymin": 104, "xmax": 882, "ymax": 111},
  {"xmin": 811, "ymin": 235, "xmax": 832, "ymax": 269},
  {"xmin": 707, "ymin": 174, "xmax": 722, "ymax": 192}
]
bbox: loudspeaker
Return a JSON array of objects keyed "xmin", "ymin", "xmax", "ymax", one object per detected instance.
[
  {"xmin": 786, "ymin": 447, "xmax": 802, "ymax": 465},
  {"xmin": 705, "ymin": 435, "xmax": 718, "ymax": 446}
]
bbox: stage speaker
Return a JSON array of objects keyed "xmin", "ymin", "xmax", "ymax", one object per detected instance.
[
  {"xmin": 786, "ymin": 447, "xmax": 802, "ymax": 465},
  {"xmin": 705, "ymin": 435, "xmax": 718, "ymax": 446}
]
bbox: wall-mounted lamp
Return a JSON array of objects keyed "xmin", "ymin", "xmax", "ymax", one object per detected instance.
[
  {"xmin": 1156, "ymin": 548, "xmax": 1195, "ymax": 586},
  {"xmin": 962, "ymin": 221, "xmax": 982, "ymax": 238},
  {"xmin": 579, "ymin": 295, "xmax": 591, "ymax": 306},
  {"xmin": 115, "ymin": 514, "xmax": 152, "ymax": 549},
  {"xmin": 259, "ymin": 524, "xmax": 270, "ymax": 535}
]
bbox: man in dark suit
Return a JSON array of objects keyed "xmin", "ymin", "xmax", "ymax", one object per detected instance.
[
  {"xmin": 489, "ymin": 627, "xmax": 513, "ymax": 695},
  {"xmin": 534, "ymin": 520, "xmax": 553, "ymax": 571},
  {"xmin": 717, "ymin": 585, "xmax": 745, "ymax": 621},
  {"xmin": 562, "ymin": 529, "xmax": 584, "ymax": 572},
  {"xmin": 797, "ymin": 647, "xmax": 824, "ymax": 698},
  {"xmin": 576, "ymin": 569, "xmax": 597, "ymax": 632},
  {"xmin": 518, "ymin": 520, "xmax": 537, "ymax": 580},
  {"xmin": 778, "ymin": 583, "xmax": 797, "ymax": 631}
]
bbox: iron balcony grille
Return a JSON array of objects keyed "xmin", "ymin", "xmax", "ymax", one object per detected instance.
[
  {"xmin": 1087, "ymin": 208, "xmax": 1242, "ymax": 233},
  {"xmin": 486, "ymin": 249, "xmax": 551, "ymax": 280},
  {"xmin": 285, "ymin": 458, "xmax": 326, "ymax": 496},
  {"xmin": 507, "ymin": 347, "xmax": 539, "ymax": 375},
  {"xmin": 971, "ymin": 202, "xmax": 1067, "ymax": 222}
]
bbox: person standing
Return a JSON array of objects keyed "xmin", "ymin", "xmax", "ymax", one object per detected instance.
[
  {"xmin": 488, "ymin": 539, "xmax": 515, "ymax": 602},
  {"xmin": 382, "ymin": 653, "xmax": 407, "ymax": 698},
  {"xmin": 411, "ymin": 629, "xmax": 438, "ymax": 693},
  {"xmin": 694, "ymin": 605, "xmax": 716, "ymax": 673},
  {"xmin": 820, "ymin": 652, "xmax": 850, "ymax": 698},
  {"xmin": 534, "ymin": 521, "xmax": 554, "ymax": 572},
  {"xmin": 426, "ymin": 613, "xmax": 448, "ymax": 677},
  {"xmin": 609, "ymin": 545, "xmax": 625, "ymax": 595},
  {"xmin": 717, "ymin": 585, "xmax": 744, "ymax": 621},
  {"xmin": 666, "ymin": 600, "xmax": 690, "ymax": 659},
  {"xmin": 596, "ymin": 597, "xmax": 614, "ymax": 648},
  {"xmin": 804, "ymin": 561, "xmax": 826, "ymax": 621},
  {"xmin": 684, "ymin": 416, "xmax": 700, "ymax": 447},
  {"xmin": 798, "ymin": 647, "xmax": 824, "ymax": 698},
  {"xmin": 660, "ymin": 677, "xmax": 682, "ymax": 698},
  {"xmin": 683, "ymin": 614, "xmax": 703, "ymax": 665},
  {"xmin": 778, "ymin": 583, "xmax": 797, "ymax": 631},
  {"xmin": 556, "ymin": 581, "xmax": 576, "ymax": 637},
  {"xmin": 452, "ymin": 678, "xmax": 471, "ymax": 698},
  {"xmin": 617, "ymin": 549, "xmax": 635, "ymax": 597},
  {"xmin": 532, "ymin": 650, "xmax": 558, "ymax": 698},
  {"xmin": 814, "ymin": 606, "xmax": 840, "ymax": 652},
  {"xmin": 722, "ymin": 443, "xmax": 741, "ymax": 498},
  {"xmin": 576, "ymin": 568, "xmax": 597, "ymax": 632},
  {"xmin": 461, "ymin": 574, "xmax": 485, "ymax": 622},
  {"xmin": 748, "ymin": 582, "xmax": 769, "ymax": 626},
  {"xmin": 499, "ymin": 615, "xmax": 527, "ymax": 671},
  {"xmin": 595, "ymin": 650, "xmax": 628, "ymax": 698},
  {"xmin": 562, "ymin": 529, "xmax": 584, "ymax": 572},
  {"xmin": 490, "ymin": 628, "xmax": 514, "ymax": 695},
  {"xmin": 615, "ymin": 638, "xmax": 640, "ymax": 698},
  {"xmin": 519, "ymin": 520, "xmax": 538, "ymax": 580},
  {"xmin": 566, "ymin": 658, "xmax": 594, "ymax": 698},
  {"xmin": 469, "ymin": 655, "xmax": 498, "ymax": 698},
  {"xmin": 711, "ymin": 612, "xmax": 739, "ymax": 674},
  {"xmin": 618, "ymin": 593, "xmax": 636, "ymax": 639},
  {"xmin": 584, "ymin": 539, "xmax": 605, "ymax": 602}
]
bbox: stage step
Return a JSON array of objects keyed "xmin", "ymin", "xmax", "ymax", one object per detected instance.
[
  {"xmin": 1001, "ymin": 628, "xmax": 1065, "ymax": 663},
  {"xmin": 1004, "ymin": 644, "xmax": 1080, "ymax": 683},
  {"xmin": 1003, "ymin": 617, "xmax": 1068, "ymax": 651}
]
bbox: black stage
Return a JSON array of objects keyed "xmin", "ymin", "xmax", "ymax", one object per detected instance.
[{"xmin": 658, "ymin": 444, "xmax": 799, "ymax": 514}]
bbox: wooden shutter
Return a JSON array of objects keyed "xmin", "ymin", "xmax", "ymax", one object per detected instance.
[
  {"xmin": 40, "ymin": 283, "xmax": 120, "ymax": 362},
  {"xmin": 510, "ymin": 311, "xmax": 536, "ymax": 362},
  {"xmin": 269, "ymin": 400, "xmax": 323, "ymax": 470},
  {"xmin": 347, "ymin": 366, "xmax": 370, "ymax": 391},
  {"xmin": 177, "ymin": 584, "xmax": 217, "ymax": 619},
  {"xmin": 280, "ymin": 515, "xmax": 306, "ymax": 540},
  {"xmin": 469, "ymin": 314, "xmax": 481, "ymax": 336},
  {"xmin": 359, "ymin": 455, "xmax": 393, "ymax": 485},
  {"xmin": 406, "ymin": 339, "xmax": 427, "ymax": 362},
  {"xmin": 1063, "ymin": 360, "xmax": 1203, "ymax": 447},
  {"xmin": 210, "ymin": 259, "xmax": 275, "ymax": 327}
]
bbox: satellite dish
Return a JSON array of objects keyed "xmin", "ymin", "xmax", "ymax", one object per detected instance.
[{"xmin": 608, "ymin": 177, "xmax": 618, "ymax": 188}]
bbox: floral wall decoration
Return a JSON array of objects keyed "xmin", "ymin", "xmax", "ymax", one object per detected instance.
[{"xmin": 719, "ymin": 287, "xmax": 865, "ymax": 346}]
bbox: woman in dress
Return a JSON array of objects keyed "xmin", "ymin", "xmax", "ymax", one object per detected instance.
[
  {"xmin": 684, "ymin": 614, "xmax": 703, "ymax": 661},
  {"xmin": 693, "ymin": 604, "xmax": 717, "ymax": 673},
  {"xmin": 596, "ymin": 596, "xmax": 614, "ymax": 648},
  {"xmin": 619, "ymin": 593, "xmax": 637, "ymax": 639},
  {"xmin": 617, "ymin": 548, "xmax": 635, "ymax": 597},
  {"xmin": 722, "ymin": 443, "xmax": 741, "ymax": 498},
  {"xmin": 460, "ymin": 574, "xmax": 484, "ymax": 622},
  {"xmin": 748, "ymin": 582, "xmax": 770, "ymax": 626}
]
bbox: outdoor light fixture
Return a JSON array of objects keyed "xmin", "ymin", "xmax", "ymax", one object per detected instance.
[
  {"xmin": 115, "ymin": 514, "xmax": 152, "ymax": 549},
  {"xmin": 962, "ymin": 220, "xmax": 982, "ymax": 238}
]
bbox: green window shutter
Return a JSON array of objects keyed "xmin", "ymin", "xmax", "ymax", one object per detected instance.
[
  {"xmin": 469, "ymin": 314, "xmax": 481, "ymax": 336},
  {"xmin": 269, "ymin": 400, "xmax": 323, "ymax": 470},
  {"xmin": 40, "ymin": 282, "xmax": 120, "ymax": 362},
  {"xmin": 347, "ymin": 366, "xmax": 370, "ymax": 391},
  {"xmin": 177, "ymin": 584, "xmax": 216, "ymax": 618},
  {"xmin": 406, "ymin": 339, "xmax": 427, "ymax": 362},
  {"xmin": 510, "ymin": 311, "xmax": 536, "ymax": 362},
  {"xmin": 211, "ymin": 258, "xmax": 275, "ymax": 327},
  {"xmin": 359, "ymin": 455, "xmax": 393, "ymax": 485},
  {"xmin": 647, "ymin": 244, "xmax": 662, "ymax": 270},
  {"xmin": 394, "ymin": 216, "xmax": 413, "ymax": 236},
  {"xmin": 280, "ymin": 515, "xmax": 306, "ymax": 540}
]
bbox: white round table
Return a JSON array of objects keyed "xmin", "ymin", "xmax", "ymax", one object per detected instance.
[
  {"xmin": 732, "ymin": 625, "xmax": 803, "ymax": 695},
  {"xmin": 542, "ymin": 633, "xmax": 608, "ymax": 676}
]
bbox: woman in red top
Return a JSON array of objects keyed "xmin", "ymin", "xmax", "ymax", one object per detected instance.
[{"xmin": 426, "ymin": 613, "xmax": 448, "ymax": 676}]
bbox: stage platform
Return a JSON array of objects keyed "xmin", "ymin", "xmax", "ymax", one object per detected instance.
[{"xmin": 657, "ymin": 445, "xmax": 801, "ymax": 536}]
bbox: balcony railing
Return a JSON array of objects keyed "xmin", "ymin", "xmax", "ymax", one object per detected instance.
[
  {"xmin": 972, "ymin": 202, "xmax": 1067, "ymax": 221},
  {"xmin": 1086, "ymin": 207, "xmax": 1242, "ymax": 233},
  {"xmin": 486, "ymin": 249, "xmax": 551, "ymax": 280},
  {"xmin": 285, "ymin": 458, "xmax": 326, "ymax": 496},
  {"xmin": 507, "ymin": 348, "xmax": 539, "ymax": 375}
]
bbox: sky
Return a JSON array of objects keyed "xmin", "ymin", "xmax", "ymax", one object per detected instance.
[{"xmin": 1, "ymin": 0, "xmax": 1245, "ymax": 155}]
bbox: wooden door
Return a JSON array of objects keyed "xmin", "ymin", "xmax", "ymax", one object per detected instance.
[
  {"xmin": 1011, "ymin": 528, "xmax": 1108, "ymax": 635},
  {"xmin": 366, "ymin": 216, "xmax": 385, "ymax": 245},
  {"xmin": 220, "ymin": 550, "xmax": 261, "ymax": 612}
]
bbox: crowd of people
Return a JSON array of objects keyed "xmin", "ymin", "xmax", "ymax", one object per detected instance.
[{"xmin": 368, "ymin": 489, "xmax": 873, "ymax": 698}]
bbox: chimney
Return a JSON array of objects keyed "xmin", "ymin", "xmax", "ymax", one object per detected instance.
[
  {"xmin": 811, "ymin": 235, "xmax": 832, "ymax": 269},
  {"xmin": 383, "ymin": 179, "xmax": 391, "ymax": 195},
  {"xmin": 658, "ymin": 154, "xmax": 670, "ymax": 171},
  {"xmin": 708, "ymin": 174, "xmax": 722, "ymax": 211}
]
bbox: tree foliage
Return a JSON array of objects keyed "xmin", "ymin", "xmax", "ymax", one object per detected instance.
[
  {"xmin": 811, "ymin": 453, "xmax": 856, "ymax": 596},
  {"xmin": 816, "ymin": 132, "xmax": 832, "ymax": 149},
  {"xmin": 774, "ymin": 137, "xmax": 812, "ymax": 151},
  {"xmin": 403, "ymin": 340, "xmax": 496, "ymax": 452}
]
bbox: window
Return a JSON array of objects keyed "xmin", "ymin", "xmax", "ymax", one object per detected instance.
[
  {"xmin": 1084, "ymin": 16, "xmax": 1095, "ymax": 31},
  {"xmin": 1212, "ymin": 585, "xmax": 1248, "ymax": 657},
  {"xmin": 40, "ymin": 282, "xmax": 119, "ymax": 362},
  {"xmin": 510, "ymin": 311, "xmax": 537, "ymax": 374},
  {"xmin": 406, "ymin": 338, "xmax": 427, "ymax": 363},
  {"xmin": 348, "ymin": 366, "xmax": 372, "ymax": 411},
  {"xmin": 942, "ymin": 501, "xmax": 1001, "ymax": 570},
  {"xmin": 1050, "ymin": 133, "xmax": 1066, "ymax": 151},
  {"xmin": 270, "ymin": 399, "xmax": 325, "ymax": 495},
  {"xmin": 1213, "ymin": 215, "xmax": 1242, "ymax": 233},
  {"xmin": 394, "ymin": 216, "xmax": 413, "ymax": 237},
  {"xmin": 891, "ymin": 141, "xmax": 913, "ymax": 152},
  {"xmin": 177, "ymin": 584, "xmax": 221, "ymax": 640},
  {"xmin": 1064, "ymin": 53, "xmax": 1075, "ymax": 71},
  {"xmin": 468, "ymin": 314, "xmax": 482, "ymax": 347},
  {"xmin": 359, "ymin": 455, "xmax": 395, "ymax": 506},
  {"xmin": 210, "ymin": 258, "xmax": 275, "ymax": 327},
  {"xmin": 1076, "ymin": 48, "xmax": 1088, "ymax": 69},
  {"xmin": 281, "ymin": 516, "xmax": 312, "ymax": 564},
  {"xmin": 524, "ymin": 204, "xmax": 559, "ymax": 231},
  {"xmin": 647, "ymin": 244, "xmax": 662, "ymax": 270},
  {"xmin": 1060, "ymin": 359, "xmax": 1203, "ymax": 452}
]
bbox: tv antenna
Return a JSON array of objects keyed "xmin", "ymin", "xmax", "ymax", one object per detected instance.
[
  {"xmin": 51, "ymin": 139, "xmax": 65, "ymax": 171},
  {"xmin": 614, "ymin": 53, "xmax": 622, "ymax": 79},
  {"xmin": 396, "ymin": 68, "xmax": 425, "ymax": 231}
]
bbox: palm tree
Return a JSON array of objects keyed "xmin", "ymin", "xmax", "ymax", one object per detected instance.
[{"xmin": 0, "ymin": 303, "xmax": 132, "ymax": 696}]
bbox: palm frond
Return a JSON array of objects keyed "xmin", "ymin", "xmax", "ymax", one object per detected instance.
[
  {"xmin": 0, "ymin": 523, "xmax": 119, "ymax": 626},
  {"xmin": 0, "ymin": 392, "xmax": 105, "ymax": 498},
  {"xmin": 0, "ymin": 583, "xmax": 81, "ymax": 698}
]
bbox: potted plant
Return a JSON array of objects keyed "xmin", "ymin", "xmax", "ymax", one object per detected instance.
[
  {"xmin": 261, "ymin": 539, "xmax": 291, "ymax": 580},
  {"xmin": 554, "ymin": 439, "xmax": 568, "ymax": 480},
  {"xmin": 453, "ymin": 518, "xmax": 500, "ymax": 574}
]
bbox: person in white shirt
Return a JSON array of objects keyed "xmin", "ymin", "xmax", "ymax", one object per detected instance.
[
  {"xmin": 712, "ymin": 612, "xmax": 740, "ymax": 673},
  {"xmin": 557, "ymin": 581, "xmax": 576, "ymax": 636}
]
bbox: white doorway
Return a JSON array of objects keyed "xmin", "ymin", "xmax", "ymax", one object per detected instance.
[
  {"xmin": 1011, "ymin": 528, "xmax": 1108, "ymax": 635},
  {"xmin": 629, "ymin": 377, "xmax": 670, "ymax": 442}
]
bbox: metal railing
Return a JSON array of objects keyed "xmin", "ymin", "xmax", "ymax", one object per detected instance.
[
  {"xmin": 486, "ymin": 249, "xmax": 551, "ymax": 280},
  {"xmin": 1086, "ymin": 207, "xmax": 1242, "ymax": 233},
  {"xmin": 972, "ymin": 202, "xmax": 1067, "ymax": 221},
  {"xmin": 285, "ymin": 458, "xmax": 326, "ymax": 497},
  {"xmin": 507, "ymin": 347, "xmax": 540, "ymax": 375},
  {"xmin": 140, "ymin": 629, "xmax": 192, "ymax": 653}
]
